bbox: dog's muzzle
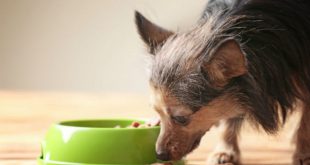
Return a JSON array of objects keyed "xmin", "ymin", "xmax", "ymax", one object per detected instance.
[{"xmin": 156, "ymin": 150, "xmax": 170, "ymax": 161}]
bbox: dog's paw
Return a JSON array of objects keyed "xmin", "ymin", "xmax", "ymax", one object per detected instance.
[
  {"xmin": 206, "ymin": 151, "xmax": 240, "ymax": 165},
  {"xmin": 293, "ymin": 152, "xmax": 310, "ymax": 165}
]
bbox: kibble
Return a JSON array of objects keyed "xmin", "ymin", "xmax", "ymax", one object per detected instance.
[{"xmin": 114, "ymin": 118, "xmax": 160, "ymax": 128}]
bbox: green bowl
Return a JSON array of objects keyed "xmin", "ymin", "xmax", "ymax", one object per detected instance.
[{"xmin": 39, "ymin": 119, "xmax": 160, "ymax": 165}]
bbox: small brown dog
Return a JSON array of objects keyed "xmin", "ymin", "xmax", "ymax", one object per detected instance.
[{"xmin": 135, "ymin": 0, "xmax": 310, "ymax": 164}]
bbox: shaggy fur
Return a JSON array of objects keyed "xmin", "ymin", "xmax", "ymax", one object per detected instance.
[
  {"xmin": 135, "ymin": 0, "xmax": 310, "ymax": 164},
  {"xmin": 150, "ymin": 0, "xmax": 310, "ymax": 133}
]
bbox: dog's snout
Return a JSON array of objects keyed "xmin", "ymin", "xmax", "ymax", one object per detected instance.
[{"xmin": 156, "ymin": 150, "xmax": 170, "ymax": 161}]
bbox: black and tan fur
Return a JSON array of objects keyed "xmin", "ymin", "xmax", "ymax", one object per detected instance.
[{"xmin": 135, "ymin": 0, "xmax": 310, "ymax": 164}]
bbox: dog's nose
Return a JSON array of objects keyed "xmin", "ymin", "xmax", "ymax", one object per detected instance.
[{"xmin": 156, "ymin": 151, "xmax": 170, "ymax": 161}]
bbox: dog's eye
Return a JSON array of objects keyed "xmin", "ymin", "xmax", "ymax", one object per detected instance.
[{"xmin": 171, "ymin": 116, "xmax": 189, "ymax": 125}]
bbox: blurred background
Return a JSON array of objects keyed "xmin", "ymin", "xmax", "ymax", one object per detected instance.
[{"xmin": 0, "ymin": 0, "xmax": 206, "ymax": 94}]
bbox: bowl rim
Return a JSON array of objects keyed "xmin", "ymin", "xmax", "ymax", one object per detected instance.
[{"xmin": 54, "ymin": 118, "xmax": 160, "ymax": 131}]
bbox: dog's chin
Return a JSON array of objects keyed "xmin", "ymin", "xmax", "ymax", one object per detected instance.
[
  {"xmin": 172, "ymin": 137, "xmax": 202, "ymax": 161},
  {"xmin": 167, "ymin": 137, "xmax": 202, "ymax": 161},
  {"xmin": 189, "ymin": 137, "xmax": 202, "ymax": 152}
]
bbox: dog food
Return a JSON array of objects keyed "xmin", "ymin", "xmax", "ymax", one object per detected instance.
[
  {"xmin": 130, "ymin": 121, "xmax": 141, "ymax": 128},
  {"xmin": 114, "ymin": 118, "xmax": 160, "ymax": 128},
  {"xmin": 128, "ymin": 118, "xmax": 160, "ymax": 128}
]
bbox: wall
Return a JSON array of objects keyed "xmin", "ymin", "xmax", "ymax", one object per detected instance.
[{"xmin": 0, "ymin": 0, "xmax": 206, "ymax": 93}]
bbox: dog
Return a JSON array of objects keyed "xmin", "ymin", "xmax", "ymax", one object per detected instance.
[{"xmin": 135, "ymin": 0, "xmax": 310, "ymax": 164}]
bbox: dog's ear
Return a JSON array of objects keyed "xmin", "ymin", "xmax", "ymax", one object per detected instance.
[
  {"xmin": 204, "ymin": 39, "xmax": 247, "ymax": 87},
  {"xmin": 135, "ymin": 11, "xmax": 174, "ymax": 55}
]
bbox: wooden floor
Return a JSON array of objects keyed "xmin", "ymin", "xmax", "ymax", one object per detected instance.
[{"xmin": 0, "ymin": 91, "xmax": 299, "ymax": 165}]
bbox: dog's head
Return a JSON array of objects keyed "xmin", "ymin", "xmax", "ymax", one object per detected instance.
[{"xmin": 135, "ymin": 11, "xmax": 248, "ymax": 161}]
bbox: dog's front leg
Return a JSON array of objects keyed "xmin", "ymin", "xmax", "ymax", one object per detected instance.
[
  {"xmin": 207, "ymin": 118, "xmax": 242, "ymax": 165},
  {"xmin": 293, "ymin": 104, "xmax": 310, "ymax": 165}
]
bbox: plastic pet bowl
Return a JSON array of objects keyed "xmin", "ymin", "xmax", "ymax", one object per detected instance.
[{"xmin": 38, "ymin": 119, "xmax": 160, "ymax": 165}]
